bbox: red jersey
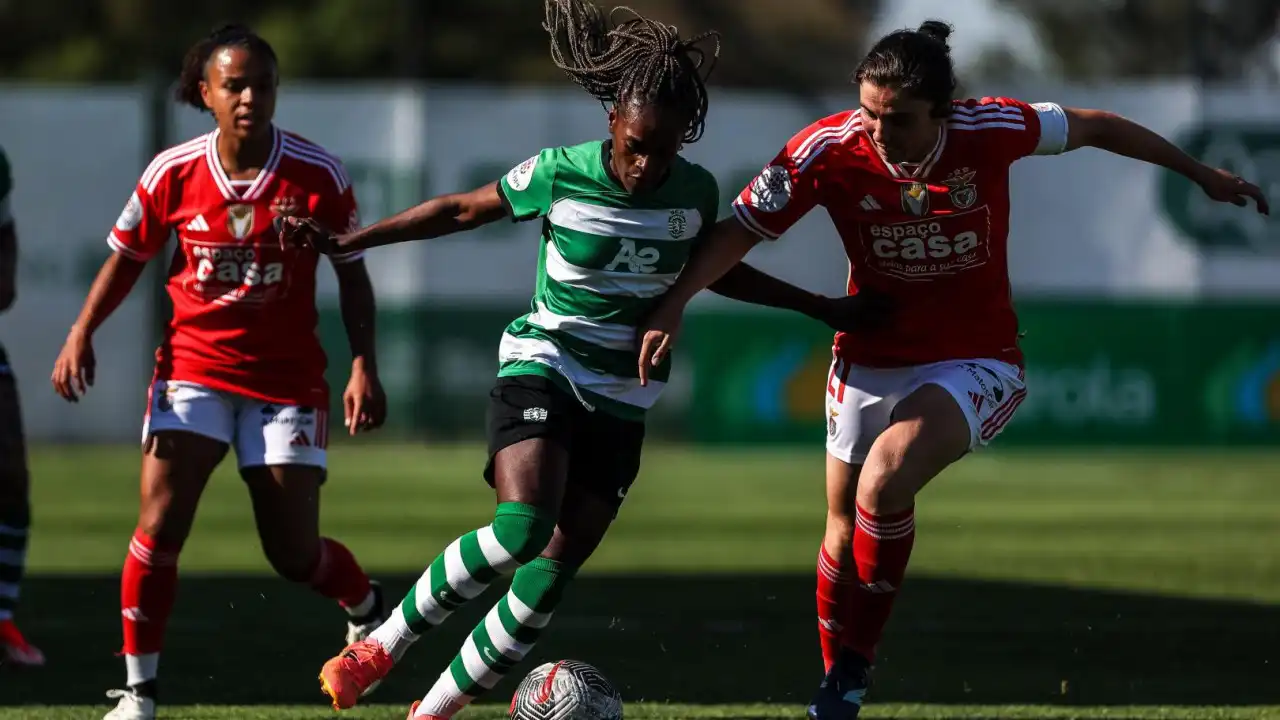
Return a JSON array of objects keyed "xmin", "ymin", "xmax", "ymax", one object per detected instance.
[
  {"xmin": 107, "ymin": 126, "xmax": 364, "ymax": 407},
  {"xmin": 732, "ymin": 97, "xmax": 1070, "ymax": 369}
]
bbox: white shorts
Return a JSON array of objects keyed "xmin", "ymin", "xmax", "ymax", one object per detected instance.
[
  {"xmin": 142, "ymin": 380, "xmax": 329, "ymax": 469},
  {"xmin": 825, "ymin": 357, "xmax": 1026, "ymax": 464}
]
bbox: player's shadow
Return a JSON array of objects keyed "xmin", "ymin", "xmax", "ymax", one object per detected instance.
[{"xmin": 3, "ymin": 573, "xmax": 1278, "ymax": 708}]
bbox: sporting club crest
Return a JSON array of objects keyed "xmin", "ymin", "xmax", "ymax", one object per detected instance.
[{"xmin": 668, "ymin": 209, "xmax": 688, "ymax": 239}]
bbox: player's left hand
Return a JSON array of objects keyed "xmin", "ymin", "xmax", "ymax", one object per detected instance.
[
  {"xmin": 1196, "ymin": 166, "xmax": 1271, "ymax": 215},
  {"xmin": 343, "ymin": 360, "xmax": 387, "ymax": 435}
]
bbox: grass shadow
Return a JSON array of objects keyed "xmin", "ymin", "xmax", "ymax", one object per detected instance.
[{"xmin": 2, "ymin": 573, "xmax": 1277, "ymax": 708}]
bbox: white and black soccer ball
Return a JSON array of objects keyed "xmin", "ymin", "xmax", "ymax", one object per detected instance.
[{"xmin": 508, "ymin": 659, "xmax": 623, "ymax": 720}]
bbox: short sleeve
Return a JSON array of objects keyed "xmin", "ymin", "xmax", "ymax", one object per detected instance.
[
  {"xmin": 321, "ymin": 185, "xmax": 364, "ymax": 265},
  {"xmin": 106, "ymin": 179, "xmax": 168, "ymax": 262},
  {"xmin": 499, "ymin": 148, "xmax": 559, "ymax": 222},
  {"xmin": 729, "ymin": 119, "xmax": 833, "ymax": 240},
  {"xmin": 0, "ymin": 147, "xmax": 12, "ymax": 227},
  {"xmin": 953, "ymin": 97, "xmax": 1069, "ymax": 163}
]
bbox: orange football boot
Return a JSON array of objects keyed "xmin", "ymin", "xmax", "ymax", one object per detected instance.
[{"xmin": 318, "ymin": 639, "xmax": 393, "ymax": 710}]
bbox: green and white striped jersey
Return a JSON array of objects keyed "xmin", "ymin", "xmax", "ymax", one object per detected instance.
[
  {"xmin": 0, "ymin": 146, "xmax": 12, "ymax": 227},
  {"xmin": 496, "ymin": 140, "xmax": 719, "ymax": 421}
]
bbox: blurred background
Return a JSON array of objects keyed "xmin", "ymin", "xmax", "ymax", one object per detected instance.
[{"xmin": 1, "ymin": 1, "xmax": 1279, "ymax": 717}]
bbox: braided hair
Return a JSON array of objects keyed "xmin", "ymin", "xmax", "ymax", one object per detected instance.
[
  {"xmin": 176, "ymin": 24, "xmax": 278, "ymax": 112},
  {"xmin": 544, "ymin": 0, "xmax": 720, "ymax": 144}
]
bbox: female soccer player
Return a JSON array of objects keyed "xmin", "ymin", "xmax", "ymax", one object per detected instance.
[
  {"xmin": 286, "ymin": 2, "xmax": 859, "ymax": 717},
  {"xmin": 0, "ymin": 143, "xmax": 44, "ymax": 668},
  {"xmin": 50, "ymin": 25, "xmax": 389, "ymax": 720},
  {"xmin": 637, "ymin": 20, "xmax": 1269, "ymax": 720}
]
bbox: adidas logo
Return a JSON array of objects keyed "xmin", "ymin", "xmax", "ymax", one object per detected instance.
[
  {"xmin": 185, "ymin": 214, "xmax": 210, "ymax": 232},
  {"xmin": 290, "ymin": 431, "xmax": 311, "ymax": 447},
  {"xmin": 859, "ymin": 195, "xmax": 881, "ymax": 211}
]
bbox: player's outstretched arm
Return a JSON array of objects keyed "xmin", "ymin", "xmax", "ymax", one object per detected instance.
[
  {"xmin": 1063, "ymin": 108, "xmax": 1269, "ymax": 214},
  {"xmin": 709, "ymin": 264, "xmax": 889, "ymax": 333},
  {"xmin": 637, "ymin": 217, "xmax": 762, "ymax": 385},
  {"xmin": 51, "ymin": 252, "xmax": 149, "ymax": 402},
  {"xmin": 336, "ymin": 181, "xmax": 508, "ymax": 253}
]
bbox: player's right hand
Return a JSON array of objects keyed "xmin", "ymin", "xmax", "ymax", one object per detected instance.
[
  {"xmin": 637, "ymin": 301, "xmax": 684, "ymax": 387},
  {"xmin": 278, "ymin": 216, "xmax": 339, "ymax": 254},
  {"xmin": 813, "ymin": 289, "xmax": 894, "ymax": 332},
  {"xmin": 51, "ymin": 326, "xmax": 95, "ymax": 403}
]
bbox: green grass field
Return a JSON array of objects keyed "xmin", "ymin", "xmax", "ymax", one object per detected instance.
[{"xmin": 3, "ymin": 443, "xmax": 1279, "ymax": 719}]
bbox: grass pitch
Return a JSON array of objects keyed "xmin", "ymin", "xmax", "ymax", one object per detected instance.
[{"xmin": 2, "ymin": 443, "xmax": 1278, "ymax": 719}]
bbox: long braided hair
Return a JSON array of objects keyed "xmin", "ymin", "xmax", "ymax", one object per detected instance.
[{"xmin": 543, "ymin": 0, "xmax": 721, "ymax": 144}]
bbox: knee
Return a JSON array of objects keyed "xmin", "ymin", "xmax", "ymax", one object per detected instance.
[
  {"xmin": 491, "ymin": 503, "xmax": 557, "ymax": 566},
  {"xmin": 858, "ymin": 427, "xmax": 916, "ymax": 513},
  {"xmin": 136, "ymin": 496, "xmax": 191, "ymax": 548},
  {"xmin": 262, "ymin": 538, "xmax": 320, "ymax": 584}
]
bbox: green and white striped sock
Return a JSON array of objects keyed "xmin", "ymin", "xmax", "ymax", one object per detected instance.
[
  {"xmin": 0, "ymin": 501, "xmax": 30, "ymax": 623},
  {"xmin": 415, "ymin": 556, "xmax": 577, "ymax": 718},
  {"xmin": 369, "ymin": 502, "xmax": 554, "ymax": 660}
]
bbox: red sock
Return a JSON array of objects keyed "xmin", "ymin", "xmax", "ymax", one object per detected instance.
[
  {"xmin": 309, "ymin": 538, "xmax": 372, "ymax": 609},
  {"xmin": 816, "ymin": 545, "xmax": 853, "ymax": 673},
  {"xmin": 846, "ymin": 503, "xmax": 916, "ymax": 663},
  {"xmin": 121, "ymin": 529, "xmax": 181, "ymax": 656}
]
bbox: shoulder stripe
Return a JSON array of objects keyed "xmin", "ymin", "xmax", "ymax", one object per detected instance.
[
  {"xmin": 797, "ymin": 120, "xmax": 862, "ymax": 175},
  {"xmin": 141, "ymin": 147, "xmax": 205, "ymax": 194},
  {"xmin": 947, "ymin": 121, "xmax": 1026, "ymax": 132},
  {"xmin": 282, "ymin": 137, "xmax": 351, "ymax": 193},
  {"xmin": 790, "ymin": 112, "xmax": 861, "ymax": 168},
  {"xmin": 140, "ymin": 135, "xmax": 209, "ymax": 192},
  {"xmin": 952, "ymin": 103, "xmax": 1024, "ymax": 119}
]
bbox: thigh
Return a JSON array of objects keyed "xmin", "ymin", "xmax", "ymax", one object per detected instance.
[
  {"xmin": 234, "ymin": 400, "xmax": 328, "ymax": 473},
  {"xmin": 0, "ymin": 361, "xmax": 29, "ymax": 499},
  {"xmin": 566, "ymin": 406, "xmax": 645, "ymax": 518},
  {"xmin": 484, "ymin": 375, "xmax": 577, "ymax": 513},
  {"xmin": 824, "ymin": 357, "xmax": 916, "ymax": 465},
  {"xmin": 241, "ymin": 464, "xmax": 323, "ymax": 559},
  {"xmin": 912, "ymin": 359, "xmax": 1027, "ymax": 452},
  {"xmin": 143, "ymin": 380, "xmax": 237, "ymax": 447},
  {"xmin": 138, "ymin": 430, "xmax": 228, "ymax": 543}
]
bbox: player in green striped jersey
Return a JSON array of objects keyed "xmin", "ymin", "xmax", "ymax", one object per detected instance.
[
  {"xmin": 285, "ymin": 1, "xmax": 873, "ymax": 716},
  {"xmin": 0, "ymin": 145, "xmax": 44, "ymax": 667}
]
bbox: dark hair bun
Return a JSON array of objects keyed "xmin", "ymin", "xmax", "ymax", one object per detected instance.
[{"xmin": 917, "ymin": 20, "xmax": 953, "ymax": 49}]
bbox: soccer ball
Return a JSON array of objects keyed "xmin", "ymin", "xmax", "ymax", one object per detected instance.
[{"xmin": 508, "ymin": 659, "xmax": 624, "ymax": 720}]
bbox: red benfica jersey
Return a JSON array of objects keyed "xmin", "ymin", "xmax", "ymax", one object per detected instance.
[
  {"xmin": 107, "ymin": 127, "xmax": 364, "ymax": 407},
  {"xmin": 733, "ymin": 97, "xmax": 1069, "ymax": 369}
]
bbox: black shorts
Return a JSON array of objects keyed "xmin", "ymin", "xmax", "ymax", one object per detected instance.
[
  {"xmin": 0, "ymin": 346, "xmax": 28, "ymax": 477},
  {"xmin": 484, "ymin": 374, "xmax": 645, "ymax": 512}
]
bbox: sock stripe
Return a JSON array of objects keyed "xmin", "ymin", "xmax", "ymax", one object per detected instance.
[
  {"xmin": 444, "ymin": 539, "xmax": 488, "ymax": 600},
  {"xmin": 817, "ymin": 549, "xmax": 852, "ymax": 584},
  {"xmin": 427, "ymin": 554, "xmax": 466, "ymax": 610},
  {"xmin": 475, "ymin": 526, "xmax": 520, "ymax": 574},
  {"xmin": 459, "ymin": 635, "xmax": 502, "ymax": 690},
  {"xmin": 0, "ymin": 532, "xmax": 26, "ymax": 551},
  {"xmin": 506, "ymin": 590, "xmax": 552, "ymax": 629},
  {"xmin": 0, "ymin": 565, "xmax": 20, "ymax": 584},
  {"xmin": 0, "ymin": 583, "xmax": 18, "ymax": 600},
  {"xmin": 855, "ymin": 516, "xmax": 915, "ymax": 540},
  {"xmin": 459, "ymin": 532, "xmax": 500, "ymax": 585}
]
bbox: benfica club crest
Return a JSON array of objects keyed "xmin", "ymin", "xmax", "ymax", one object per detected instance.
[
  {"xmin": 900, "ymin": 181, "xmax": 930, "ymax": 216},
  {"xmin": 227, "ymin": 204, "xmax": 255, "ymax": 240},
  {"xmin": 942, "ymin": 167, "xmax": 978, "ymax": 209}
]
